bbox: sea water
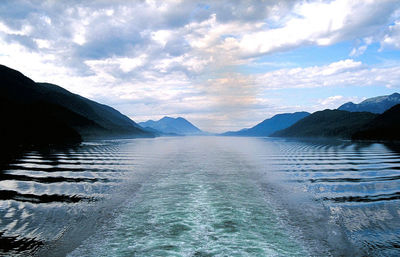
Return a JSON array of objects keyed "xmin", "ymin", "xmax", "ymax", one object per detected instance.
[{"xmin": 1, "ymin": 137, "xmax": 399, "ymax": 256}]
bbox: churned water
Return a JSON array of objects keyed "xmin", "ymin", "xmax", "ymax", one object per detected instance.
[{"xmin": 1, "ymin": 137, "xmax": 400, "ymax": 256}]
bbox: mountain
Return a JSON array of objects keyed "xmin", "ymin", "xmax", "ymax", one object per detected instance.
[
  {"xmin": 0, "ymin": 100, "xmax": 83, "ymax": 146},
  {"xmin": 338, "ymin": 93, "xmax": 400, "ymax": 114},
  {"xmin": 352, "ymin": 104, "xmax": 400, "ymax": 141},
  {"xmin": 271, "ymin": 110, "xmax": 377, "ymax": 139},
  {"xmin": 0, "ymin": 64, "xmax": 153, "ymax": 145},
  {"xmin": 35, "ymin": 82, "xmax": 153, "ymax": 138},
  {"xmin": 221, "ymin": 112, "xmax": 310, "ymax": 137},
  {"xmin": 139, "ymin": 116, "xmax": 202, "ymax": 135}
]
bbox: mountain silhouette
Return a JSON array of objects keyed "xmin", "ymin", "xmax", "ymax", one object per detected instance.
[
  {"xmin": 338, "ymin": 93, "xmax": 400, "ymax": 114},
  {"xmin": 139, "ymin": 116, "xmax": 202, "ymax": 135},
  {"xmin": 221, "ymin": 112, "xmax": 310, "ymax": 137},
  {"xmin": 0, "ymin": 64, "xmax": 153, "ymax": 146},
  {"xmin": 271, "ymin": 110, "xmax": 377, "ymax": 139},
  {"xmin": 352, "ymin": 104, "xmax": 400, "ymax": 141}
]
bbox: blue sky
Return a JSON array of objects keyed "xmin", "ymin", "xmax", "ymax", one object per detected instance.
[{"xmin": 1, "ymin": 0, "xmax": 400, "ymax": 132}]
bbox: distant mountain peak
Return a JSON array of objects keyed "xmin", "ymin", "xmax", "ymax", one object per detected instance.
[
  {"xmin": 338, "ymin": 93, "xmax": 400, "ymax": 114},
  {"xmin": 160, "ymin": 116, "xmax": 173, "ymax": 120},
  {"xmin": 160, "ymin": 116, "xmax": 185, "ymax": 121},
  {"xmin": 139, "ymin": 116, "xmax": 202, "ymax": 135},
  {"xmin": 221, "ymin": 111, "xmax": 310, "ymax": 137},
  {"xmin": 340, "ymin": 102, "xmax": 356, "ymax": 107}
]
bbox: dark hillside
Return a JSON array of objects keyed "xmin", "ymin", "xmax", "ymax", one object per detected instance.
[
  {"xmin": 272, "ymin": 110, "xmax": 377, "ymax": 139},
  {"xmin": 0, "ymin": 64, "xmax": 153, "ymax": 145},
  {"xmin": 352, "ymin": 104, "xmax": 400, "ymax": 141}
]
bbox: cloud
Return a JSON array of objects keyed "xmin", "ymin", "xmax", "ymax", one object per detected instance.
[
  {"xmin": 1, "ymin": 0, "xmax": 398, "ymax": 79},
  {"xmin": 381, "ymin": 21, "xmax": 400, "ymax": 49},
  {"xmin": 85, "ymin": 54, "xmax": 148, "ymax": 73},
  {"xmin": 350, "ymin": 45, "xmax": 368, "ymax": 57},
  {"xmin": 214, "ymin": 0, "xmax": 400, "ymax": 58},
  {"xmin": 1, "ymin": 0, "xmax": 400, "ymax": 131},
  {"xmin": 255, "ymin": 59, "xmax": 400, "ymax": 89},
  {"xmin": 315, "ymin": 95, "xmax": 366, "ymax": 110}
]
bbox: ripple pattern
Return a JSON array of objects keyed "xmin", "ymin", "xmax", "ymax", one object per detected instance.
[
  {"xmin": 0, "ymin": 137, "xmax": 399, "ymax": 256},
  {"xmin": 0, "ymin": 140, "xmax": 142, "ymax": 256}
]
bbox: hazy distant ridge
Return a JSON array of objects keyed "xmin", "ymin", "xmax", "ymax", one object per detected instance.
[
  {"xmin": 221, "ymin": 112, "xmax": 310, "ymax": 137},
  {"xmin": 139, "ymin": 116, "xmax": 203, "ymax": 135},
  {"xmin": 338, "ymin": 93, "xmax": 400, "ymax": 114}
]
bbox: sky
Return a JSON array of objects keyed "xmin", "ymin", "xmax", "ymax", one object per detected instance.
[{"xmin": 1, "ymin": 0, "xmax": 400, "ymax": 132}]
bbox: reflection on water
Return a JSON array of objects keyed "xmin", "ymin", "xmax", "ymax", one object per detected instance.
[{"xmin": 0, "ymin": 137, "xmax": 399, "ymax": 256}]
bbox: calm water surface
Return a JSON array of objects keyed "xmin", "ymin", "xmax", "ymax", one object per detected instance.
[{"xmin": 1, "ymin": 137, "xmax": 400, "ymax": 256}]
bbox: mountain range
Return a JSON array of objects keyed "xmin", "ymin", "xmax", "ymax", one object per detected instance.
[
  {"xmin": 2, "ymin": 64, "xmax": 399, "ymax": 144},
  {"xmin": 139, "ymin": 116, "xmax": 203, "ymax": 135},
  {"xmin": 271, "ymin": 110, "xmax": 378, "ymax": 139},
  {"xmin": 234, "ymin": 93, "xmax": 400, "ymax": 141},
  {"xmin": 221, "ymin": 112, "xmax": 310, "ymax": 137},
  {"xmin": 352, "ymin": 104, "xmax": 400, "ymax": 141},
  {"xmin": 338, "ymin": 93, "xmax": 400, "ymax": 113},
  {"xmin": 0, "ymin": 64, "xmax": 153, "ymax": 146}
]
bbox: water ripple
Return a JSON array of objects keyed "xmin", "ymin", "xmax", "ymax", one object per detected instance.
[{"xmin": 0, "ymin": 137, "xmax": 399, "ymax": 256}]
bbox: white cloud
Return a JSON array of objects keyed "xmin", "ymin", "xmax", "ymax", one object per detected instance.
[
  {"xmin": 382, "ymin": 21, "xmax": 400, "ymax": 49},
  {"xmin": 73, "ymin": 31, "xmax": 86, "ymax": 45},
  {"xmin": 0, "ymin": 21, "xmax": 32, "ymax": 36},
  {"xmin": 315, "ymin": 95, "xmax": 366, "ymax": 110},
  {"xmin": 85, "ymin": 54, "xmax": 149, "ymax": 74},
  {"xmin": 1, "ymin": 0, "xmax": 400, "ymax": 131},
  {"xmin": 255, "ymin": 59, "xmax": 400, "ymax": 89},
  {"xmin": 218, "ymin": 0, "xmax": 400, "ymax": 57},
  {"xmin": 34, "ymin": 38, "xmax": 51, "ymax": 48},
  {"xmin": 151, "ymin": 30, "xmax": 172, "ymax": 47},
  {"xmin": 319, "ymin": 95, "xmax": 345, "ymax": 106},
  {"xmin": 350, "ymin": 45, "xmax": 367, "ymax": 57}
]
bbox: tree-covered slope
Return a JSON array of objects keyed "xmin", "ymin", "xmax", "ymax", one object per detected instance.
[
  {"xmin": 0, "ymin": 64, "xmax": 153, "ymax": 144},
  {"xmin": 352, "ymin": 104, "xmax": 400, "ymax": 141},
  {"xmin": 271, "ymin": 110, "xmax": 377, "ymax": 139}
]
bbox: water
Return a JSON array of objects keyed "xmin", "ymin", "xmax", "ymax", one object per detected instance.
[{"xmin": 1, "ymin": 137, "xmax": 400, "ymax": 256}]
